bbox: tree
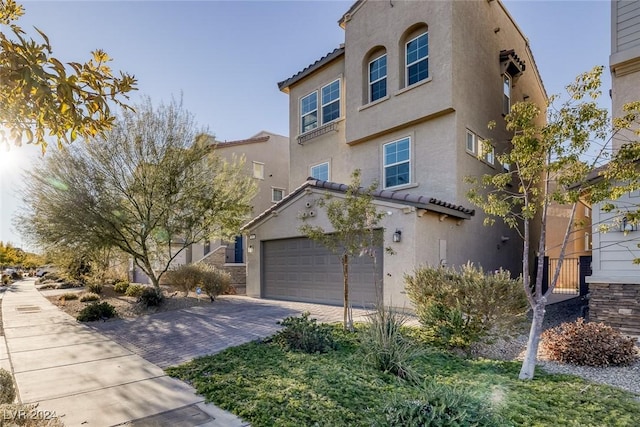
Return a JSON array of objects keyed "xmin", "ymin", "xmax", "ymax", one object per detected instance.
[
  {"xmin": 299, "ymin": 170, "xmax": 386, "ymax": 331},
  {"xmin": 467, "ymin": 67, "xmax": 614, "ymax": 380},
  {"xmin": 19, "ymin": 97, "xmax": 257, "ymax": 289},
  {"xmin": 0, "ymin": 241, "xmax": 21, "ymax": 266},
  {"xmin": 0, "ymin": 0, "xmax": 136, "ymax": 151}
]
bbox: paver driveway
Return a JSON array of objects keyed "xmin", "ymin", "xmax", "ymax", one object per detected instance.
[{"xmin": 89, "ymin": 296, "xmax": 375, "ymax": 368}]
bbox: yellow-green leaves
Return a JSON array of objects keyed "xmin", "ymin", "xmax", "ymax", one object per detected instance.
[{"xmin": 0, "ymin": 0, "xmax": 137, "ymax": 152}]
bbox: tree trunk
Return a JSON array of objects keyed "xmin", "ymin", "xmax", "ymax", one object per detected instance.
[
  {"xmin": 519, "ymin": 299, "xmax": 546, "ymax": 379},
  {"xmin": 342, "ymin": 254, "xmax": 352, "ymax": 331}
]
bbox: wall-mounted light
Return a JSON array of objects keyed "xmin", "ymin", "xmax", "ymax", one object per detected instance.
[
  {"xmin": 248, "ymin": 245, "xmax": 254, "ymax": 253},
  {"xmin": 249, "ymin": 234, "xmax": 256, "ymax": 240},
  {"xmin": 620, "ymin": 216, "xmax": 638, "ymax": 233},
  {"xmin": 393, "ymin": 230, "xmax": 402, "ymax": 243}
]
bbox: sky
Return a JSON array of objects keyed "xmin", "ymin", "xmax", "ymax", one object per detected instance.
[{"xmin": 0, "ymin": 0, "xmax": 612, "ymax": 250}]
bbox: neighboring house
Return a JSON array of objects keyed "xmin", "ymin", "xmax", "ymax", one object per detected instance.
[
  {"xmin": 544, "ymin": 183, "xmax": 592, "ymax": 296},
  {"xmin": 587, "ymin": 0, "xmax": 640, "ymax": 335},
  {"xmin": 243, "ymin": 0, "xmax": 547, "ymax": 308},
  {"xmin": 131, "ymin": 131, "xmax": 289, "ymax": 287}
]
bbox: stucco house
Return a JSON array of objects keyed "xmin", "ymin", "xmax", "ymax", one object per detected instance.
[
  {"xmin": 242, "ymin": 0, "xmax": 546, "ymax": 308},
  {"xmin": 587, "ymin": 0, "xmax": 640, "ymax": 335},
  {"xmin": 131, "ymin": 131, "xmax": 289, "ymax": 287}
]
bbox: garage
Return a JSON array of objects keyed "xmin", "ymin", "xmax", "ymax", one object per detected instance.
[{"xmin": 262, "ymin": 237, "xmax": 382, "ymax": 306}]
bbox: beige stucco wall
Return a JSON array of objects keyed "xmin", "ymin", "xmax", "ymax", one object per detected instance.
[
  {"xmin": 245, "ymin": 188, "xmax": 447, "ymax": 308},
  {"xmin": 342, "ymin": 0, "xmax": 454, "ymax": 145},
  {"xmin": 287, "ymin": 59, "xmax": 348, "ymax": 190}
]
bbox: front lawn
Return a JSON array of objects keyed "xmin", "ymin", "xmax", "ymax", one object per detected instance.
[{"xmin": 167, "ymin": 326, "xmax": 640, "ymax": 426}]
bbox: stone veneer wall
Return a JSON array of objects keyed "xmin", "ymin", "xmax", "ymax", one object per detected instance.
[
  {"xmin": 200, "ymin": 246, "xmax": 247, "ymax": 291},
  {"xmin": 589, "ymin": 283, "xmax": 640, "ymax": 336}
]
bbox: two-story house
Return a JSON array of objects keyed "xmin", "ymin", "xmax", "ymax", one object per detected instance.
[
  {"xmin": 131, "ymin": 130, "xmax": 289, "ymax": 289},
  {"xmin": 243, "ymin": 0, "xmax": 546, "ymax": 307},
  {"xmin": 587, "ymin": 0, "xmax": 640, "ymax": 335}
]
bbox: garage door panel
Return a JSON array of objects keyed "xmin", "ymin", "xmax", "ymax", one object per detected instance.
[{"xmin": 263, "ymin": 236, "xmax": 381, "ymax": 306}]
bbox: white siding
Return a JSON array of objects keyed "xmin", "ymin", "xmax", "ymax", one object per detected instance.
[{"xmin": 616, "ymin": 1, "xmax": 640, "ymax": 52}]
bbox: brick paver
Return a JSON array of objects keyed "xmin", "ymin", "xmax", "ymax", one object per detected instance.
[{"xmin": 89, "ymin": 296, "xmax": 375, "ymax": 368}]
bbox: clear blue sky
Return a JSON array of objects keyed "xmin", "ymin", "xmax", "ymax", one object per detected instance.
[{"xmin": 0, "ymin": 0, "xmax": 612, "ymax": 250}]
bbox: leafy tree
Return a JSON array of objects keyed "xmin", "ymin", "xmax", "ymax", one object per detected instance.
[
  {"xmin": 299, "ymin": 170, "xmax": 386, "ymax": 331},
  {"xmin": 467, "ymin": 67, "xmax": 615, "ymax": 380},
  {"xmin": 19, "ymin": 98, "xmax": 257, "ymax": 290},
  {"xmin": 0, "ymin": 0, "xmax": 136, "ymax": 151},
  {"xmin": 0, "ymin": 241, "xmax": 21, "ymax": 266}
]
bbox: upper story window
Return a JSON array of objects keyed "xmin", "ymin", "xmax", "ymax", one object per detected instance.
[
  {"xmin": 252, "ymin": 161, "xmax": 264, "ymax": 179},
  {"xmin": 406, "ymin": 32, "xmax": 429, "ymax": 86},
  {"xmin": 369, "ymin": 54, "xmax": 387, "ymax": 102},
  {"xmin": 384, "ymin": 137, "xmax": 410, "ymax": 188},
  {"xmin": 310, "ymin": 162, "xmax": 330, "ymax": 181},
  {"xmin": 466, "ymin": 130, "xmax": 476, "ymax": 154},
  {"xmin": 503, "ymin": 73, "xmax": 511, "ymax": 115},
  {"xmin": 272, "ymin": 188, "xmax": 285, "ymax": 203},
  {"xmin": 321, "ymin": 80, "xmax": 341, "ymax": 124},
  {"xmin": 300, "ymin": 92, "xmax": 318, "ymax": 133},
  {"xmin": 480, "ymin": 140, "xmax": 495, "ymax": 166}
]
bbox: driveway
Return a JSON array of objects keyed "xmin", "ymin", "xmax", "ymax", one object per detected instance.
[{"xmin": 89, "ymin": 296, "xmax": 374, "ymax": 368}]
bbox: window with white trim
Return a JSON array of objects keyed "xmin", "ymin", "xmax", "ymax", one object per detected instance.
[
  {"xmin": 503, "ymin": 73, "xmax": 511, "ymax": 115},
  {"xmin": 369, "ymin": 54, "xmax": 387, "ymax": 102},
  {"xmin": 480, "ymin": 140, "xmax": 495, "ymax": 166},
  {"xmin": 406, "ymin": 32, "xmax": 428, "ymax": 86},
  {"xmin": 584, "ymin": 206, "xmax": 591, "ymax": 218},
  {"xmin": 584, "ymin": 232, "xmax": 591, "ymax": 251},
  {"xmin": 466, "ymin": 130, "xmax": 476, "ymax": 154},
  {"xmin": 384, "ymin": 137, "xmax": 411, "ymax": 188},
  {"xmin": 300, "ymin": 92, "xmax": 318, "ymax": 133},
  {"xmin": 272, "ymin": 188, "xmax": 285, "ymax": 203},
  {"xmin": 310, "ymin": 162, "xmax": 329, "ymax": 181},
  {"xmin": 321, "ymin": 79, "xmax": 340, "ymax": 124},
  {"xmin": 252, "ymin": 161, "xmax": 264, "ymax": 179}
]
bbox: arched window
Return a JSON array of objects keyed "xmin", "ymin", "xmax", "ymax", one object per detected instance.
[
  {"xmin": 363, "ymin": 46, "xmax": 387, "ymax": 104},
  {"xmin": 399, "ymin": 24, "xmax": 428, "ymax": 89}
]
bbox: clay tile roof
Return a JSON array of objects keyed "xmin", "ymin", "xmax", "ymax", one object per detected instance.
[
  {"xmin": 277, "ymin": 46, "xmax": 345, "ymax": 92},
  {"xmin": 210, "ymin": 135, "xmax": 270, "ymax": 149},
  {"xmin": 242, "ymin": 177, "xmax": 475, "ymax": 231}
]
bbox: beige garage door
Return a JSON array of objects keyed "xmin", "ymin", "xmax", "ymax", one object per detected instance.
[{"xmin": 262, "ymin": 237, "xmax": 382, "ymax": 307}]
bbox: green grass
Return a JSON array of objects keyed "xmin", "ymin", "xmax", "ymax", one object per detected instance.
[{"xmin": 166, "ymin": 326, "xmax": 640, "ymax": 426}]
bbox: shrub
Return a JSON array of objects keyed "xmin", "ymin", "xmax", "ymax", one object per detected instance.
[
  {"xmin": 200, "ymin": 267, "xmax": 231, "ymax": 301},
  {"xmin": 0, "ymin": 368, "xmax": 15, "ymax": 404},
  {"xmin": 274, "ymin": 312, "xmax": 336, "ymax": 354},
  {"xmin": 80, "ymin": 292, "xmax": 100, "ymax": 302},
  {"xmin": 138, "ymin": 288, "xmax": 164, "ymax": 307},
  {"xmin": 165, "ymin": 264, "xmax": 202, "ymax": 296},
  {"xmin": 405, "ymin": 263, "xmax": 527, "ymax": 349},
  {"xmin": 85, "ymin": 281, "xmax": 103, "ymax": 294},
  {"xmin": 77, "ymin": 302, "xmax": 117, "ymax": 322},
  {"xmin": 2, "ymin": 274, "xmax": 10, "ymax": 285},
  {"xmin": 541, "ymin": 318, "xmax": 638, "ymax": 367},
  {"xmin": 361, "ymin": 305, "xmax": 422, "ymax": 382},
  {"xmin": 58, "ymin": 292, "xmax": 79, "ymax": 301},
  {"xmin": 379, "ymin": 382, "xmax": 503, "ymax": 427},
  {"xmin": 125, "ymin": 284, "xmax": 146, "ymax": 297},
  {"xmin": 114, "ymin": 280, "xmax": 130, "ymax": 294}
]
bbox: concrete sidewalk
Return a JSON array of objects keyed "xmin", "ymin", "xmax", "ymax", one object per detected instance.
[{"xmin": 0, "ymin": 279, "xmax": 248, "ymax": 427}]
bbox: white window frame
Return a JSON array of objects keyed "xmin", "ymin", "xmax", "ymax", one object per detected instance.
[
  {"xmin": 271, "ymin": 187, "xmax": 285, "ymax": 203},
  {"xmin": 252, "ymin": 161, "xmax": 264, "ymax": 180},
  {"xmin": 300, "ymin": 91, "xmax": 318, "ymax": 134},
  {"xmin": 383, "ymin": 137, "xmax": 411, "ymax": 189},
  {"xmin": 406, "ymin": 32, "xmax": 429, "ymax": 87},
  {"xmin": 584, "ymin": 232, "xmax": 591, "ymax": 252},
  {"xmin": 369, "ymin": 54, "xmax": 387, "ymax": 103},
  {"xmin": 503, "ymin": 73, "xmax": 511, "ymax": 115},
  {"xmin": 465, "ymin": 129, "xmax": 476, "ymax": 154},
  {"xmin": 320, "ymin": 79, "xmax": 341, "ymax": 125},
  {"xmin": 479, "ymin": 139, "xmax": 495, "ymax": 166},
  {"xmin": 310, "ymin": 162, "xmax": 330, "ymax": 181},
  {"xmin": 584, "ymin": 206, "xmax": 591, "ymax": 218}
]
